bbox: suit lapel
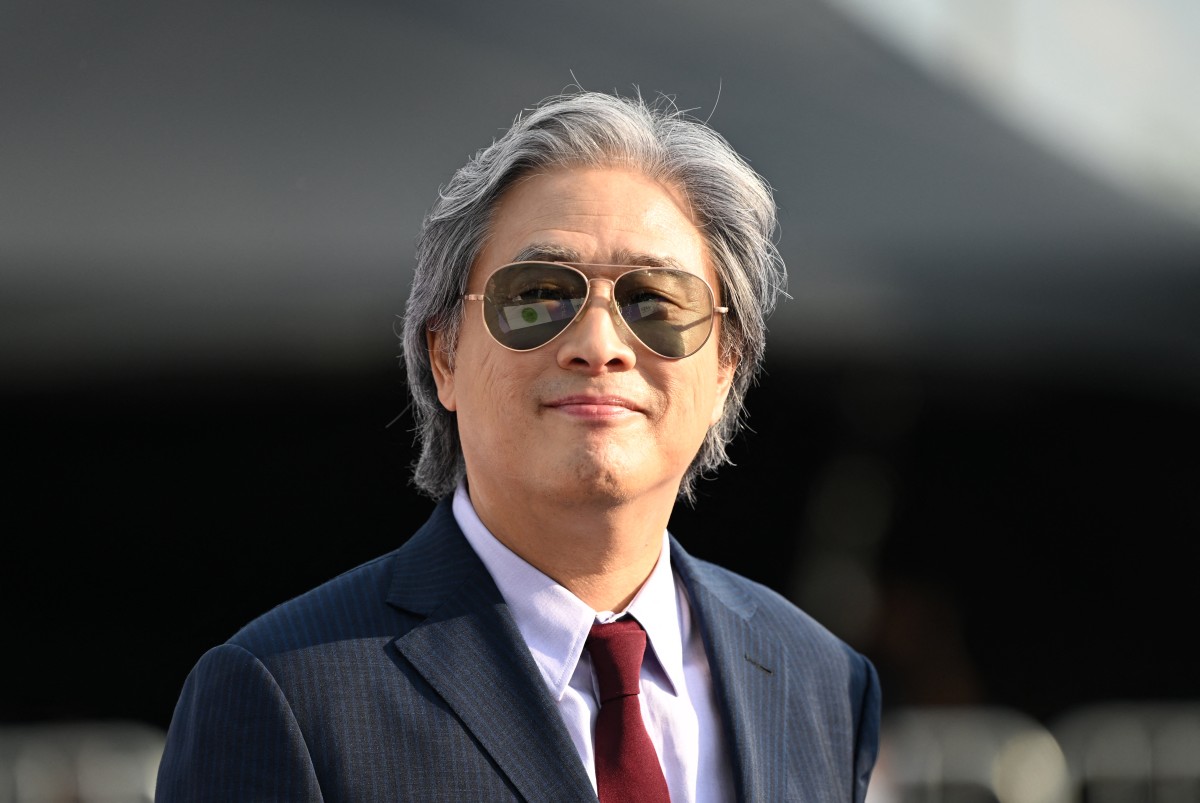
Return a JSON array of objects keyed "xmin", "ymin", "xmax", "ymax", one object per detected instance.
[
  {"xmin": 672, "ymin": 539, "xmax": 792, "ymax": 803},
  {"xmin": 387, "ymin": 501, "xmax": 595, "ymax": 803}
]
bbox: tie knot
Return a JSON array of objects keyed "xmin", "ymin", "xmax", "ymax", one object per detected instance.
[{"xmin": 586, "ymin": 617, "xmax": 647, "ymax": 703}]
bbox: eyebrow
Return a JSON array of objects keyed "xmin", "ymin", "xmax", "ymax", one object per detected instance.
[{"xmin": 510, "ymin": 243, "xmax": 689, "ymax": 271}]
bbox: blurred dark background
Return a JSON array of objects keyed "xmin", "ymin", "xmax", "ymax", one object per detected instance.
[{"xmin": 3, "ymin": 0, "xmax": 1199, "ymax": 791}]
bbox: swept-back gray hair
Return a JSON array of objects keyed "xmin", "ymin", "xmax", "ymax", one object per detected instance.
[{"xmin": 401, "ymin": 90, "xmax": 786, "ymax": 503}]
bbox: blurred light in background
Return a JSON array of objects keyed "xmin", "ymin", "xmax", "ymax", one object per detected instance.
[
  {"xmin": 1055, "ymin": 702, "xmax": 1200, "ymax": 803},
  {"xmin": 825, "ymin": 0, "xmax": 1200, "ymax": 223},
  {"xmin": 869, "ymin": 706, "xmax": 1071, "ymax": 803},
  {"xmin": 0, "ymin": 722, "xmax": 163, "ymax": 802},
  {"xmin": 869, "ymin": 703, "xmax": 1200, "ymax": 803}
]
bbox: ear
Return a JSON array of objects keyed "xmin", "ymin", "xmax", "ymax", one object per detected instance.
[
  {"xmin": 709, "ymin": 356, "xmax": 738, "ymax": 426},
  {"xmin": 427, "ymin": 327, "xmax": 457, "ymax": 411}
]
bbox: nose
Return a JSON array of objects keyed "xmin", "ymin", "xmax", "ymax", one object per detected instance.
[{"xmin": 554, "ymin": 279, "xmax": 637, "ymax": 373}]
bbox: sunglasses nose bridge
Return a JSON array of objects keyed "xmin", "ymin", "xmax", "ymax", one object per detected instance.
[
  {"xmin": 556, "ymin": 275, "xmax": 641, "ymax": 356},
  {"xmin": 582, "ymin": 276, "xmax": 616, "ymax": 301},
  {"xmin": 575, "ymin": 277, "xmax": 623, "ymax": 324}
]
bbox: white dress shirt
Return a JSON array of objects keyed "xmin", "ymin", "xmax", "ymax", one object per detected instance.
[{"xmin": 453, "ymin": 483, "xmax": 735, "ymax": 802}]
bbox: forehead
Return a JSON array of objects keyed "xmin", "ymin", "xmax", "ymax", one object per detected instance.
[{"xmin": 476, "ymin": 166, "xmax": 711, "ymax": 282}]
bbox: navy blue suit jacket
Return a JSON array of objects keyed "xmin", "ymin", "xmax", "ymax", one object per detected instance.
[{"xmin": 157, "ymin": 498, "xmax": 880, "ymax": 801}]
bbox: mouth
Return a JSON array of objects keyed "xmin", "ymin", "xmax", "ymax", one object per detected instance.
[{"xmin": 544, "ymin": 394, "xmax": 643, "ymax": 418}]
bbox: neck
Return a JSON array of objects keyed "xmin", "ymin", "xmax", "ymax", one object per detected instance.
[{"xmin": 466, "ymin": 477, "xmax": 676, "ymax": 612}]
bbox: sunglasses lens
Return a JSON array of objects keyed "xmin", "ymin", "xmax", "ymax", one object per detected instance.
[
  {"xmin": 480, "ymin": 262, "xmax": 718, "ymax": 358},
  {"xmin": 482, "ymin": 263, "xmax": 589, "ymax": 350},
  {"xmin": 615, "ymin": 269, "xmax": 716, "ymax": 359}
]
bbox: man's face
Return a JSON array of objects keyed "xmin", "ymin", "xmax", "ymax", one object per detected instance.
[{"xmin": 429, "ymin": 166, "xmax": 736, "ymax": 511}]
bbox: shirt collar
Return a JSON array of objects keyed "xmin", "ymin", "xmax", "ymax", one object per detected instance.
[
  {"xmin": 615, "ymin": 532, "xmax": 685, "ymax": 698},
  {"xmin": 452, "ymin": 481, "xmax": 685, "ymax": 700}
]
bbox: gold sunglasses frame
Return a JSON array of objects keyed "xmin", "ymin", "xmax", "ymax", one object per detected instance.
[{"xmin": 462, "ymin": 261, "xmax": 729, "ymax": 360}]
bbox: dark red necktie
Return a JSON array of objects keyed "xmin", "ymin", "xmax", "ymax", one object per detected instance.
[{"xmin": 586, "ymin": 617, "xmax": 672, "ymax": 803}]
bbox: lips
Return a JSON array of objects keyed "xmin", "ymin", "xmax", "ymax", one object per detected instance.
[{"xmin": 544, "ymin": 394, "xmax": 644, "ymax": 416}]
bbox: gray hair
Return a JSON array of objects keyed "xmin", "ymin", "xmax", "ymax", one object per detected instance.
[{"xmin": 401, "ymin": 90, "xmax": 786, "ymax": 503}]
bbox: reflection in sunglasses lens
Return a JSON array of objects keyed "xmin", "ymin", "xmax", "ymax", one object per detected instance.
[{"xmin": 481, "ymin": 262, "xmax": 715, "ymax": 358}]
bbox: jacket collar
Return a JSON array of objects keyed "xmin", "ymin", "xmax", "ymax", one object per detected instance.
[
  {"xmin": 384, "ymin": 499, "xmax": 797, "ymax": 803},
  {"xmin": 386, "ymin": 498, "xmax": 596, "ymax": 803},
  {"xmin": 671, "ymin": 537, "xmax": 793, "ymax": 803}
]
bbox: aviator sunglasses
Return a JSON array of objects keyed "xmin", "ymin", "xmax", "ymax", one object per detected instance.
[{"xmin": 463, "ymin": 261, "xmax": 728, "ymax": 360}]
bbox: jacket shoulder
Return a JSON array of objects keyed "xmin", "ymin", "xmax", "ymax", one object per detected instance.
[
  {"xmin": 675, "ymin": 545, "xmax": 870, "ymax": 671},
  {"xmin": 227, "ymin": 548, "xmax": 403, "ymax": 657},
  {"xmin": 227, "ymin": 499, "xmax": 467, "ymax": 657}
]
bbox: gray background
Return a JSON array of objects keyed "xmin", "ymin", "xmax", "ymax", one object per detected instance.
[{"xmin": 6, "ymin": 0, "xmax": 1198, "ymax": 392}]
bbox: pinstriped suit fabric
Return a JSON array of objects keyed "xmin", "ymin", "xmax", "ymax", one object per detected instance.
[
  {"xmin": 676, "ymin": 546, "xmax": 880, "ymax": 802},
  {"xmin": 157, "ymin": 499, "xmax": 880, "ymax": 801}
]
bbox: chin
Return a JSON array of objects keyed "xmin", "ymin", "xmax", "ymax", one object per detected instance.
[
  {"xmin": 527, "ymin": 452, "xmax": 629, "ymax": 502},
  {"xmin": 550, "ymin": 457, "xmax": 682, "ymax": 507}
]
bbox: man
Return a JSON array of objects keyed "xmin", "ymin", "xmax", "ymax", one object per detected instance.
[{"xmin": 157, "ymin": 90, "xmax": 881, "ymax": 801}]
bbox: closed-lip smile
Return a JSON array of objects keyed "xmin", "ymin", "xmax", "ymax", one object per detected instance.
[{"xmin": 544, "ymin": 394, "xmax": 643, "ymax": 417}]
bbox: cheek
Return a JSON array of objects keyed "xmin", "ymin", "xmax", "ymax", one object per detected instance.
[
  {"xmin": 658, "ymin": 368, "xmax": 718, "ymax": 436},
  {"xmin": 452, "ymin": 342, "xmax": 534, "ymax": 432},
  {"xmin": 690, "ymin": 357, "xmax": 725, "ymax": 409},
  {"xmin": 459, "ymin": 359, "xmax": 512, "ymax": 416}
]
